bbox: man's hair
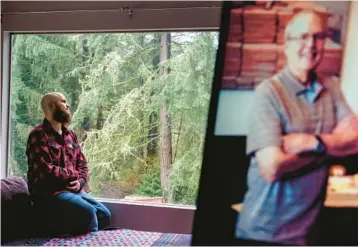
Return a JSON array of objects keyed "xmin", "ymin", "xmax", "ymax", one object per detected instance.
[{"xmin": 284, "ymin": 10, "xmax": 327, "ymax": 41}]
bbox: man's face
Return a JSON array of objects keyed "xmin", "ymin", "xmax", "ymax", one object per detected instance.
[
  {"xmin": 52, "ymin": 96, "xmax": 71, "ymax": 124},
  {"xmin": 284, "ymin": 14, "xmax": 326, "ymax": 72}
]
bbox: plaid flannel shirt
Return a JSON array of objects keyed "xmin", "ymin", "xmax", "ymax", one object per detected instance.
[{"xmin": 26, "ymin": 118, "xmax": 88, "ymax": 201}]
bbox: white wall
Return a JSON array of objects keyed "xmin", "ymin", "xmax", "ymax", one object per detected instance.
[
  {"xmin": 214, "ymin": 90, "xmax": 254, "ymax": 136},
  {"xmin": 341, "ymin": 1, "xmax": 358, "ymax": 115}
]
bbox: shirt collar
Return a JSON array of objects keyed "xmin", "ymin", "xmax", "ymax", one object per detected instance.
[
  {"xmin": 279, "ymin": 66, "xmax": 324, "ymax": 97},
  {"xmin": 43, "ymin": 118, "xmax": 70, "ymax": 136}
]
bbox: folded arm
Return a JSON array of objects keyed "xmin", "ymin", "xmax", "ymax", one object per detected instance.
[
  {"xmin": 250, "ymin": 78, "xmax": 357, "ymax": 183},
  {"xmin": 247, "ymin": 82, "xmax": 324, "ymax": 183},
  {"xmin": 323, "ymin": 80, "xmax": 358, "ymax": 157},
  {"xmin": 264, "ymin": 115, "xmax": 358, "ymax": 182},
  {"xmin": 322, "ymin": 115, "xmax": 358, "ymax": 157},
  {"xmin": 256, "ymin": 146, "xmax": 323, "ymax": 182},
  {"xmin": 283, "ymin": 115, "xmax": 358, "ymax": 158}
]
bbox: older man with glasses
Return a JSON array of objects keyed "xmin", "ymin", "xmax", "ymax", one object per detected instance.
[{"xmin": 235, "ymin": 10, "xmax": 358, "ymax": 245}]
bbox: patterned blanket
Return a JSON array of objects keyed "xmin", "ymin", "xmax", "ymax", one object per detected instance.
[{"xmin": 3, "ymin": 229, "xmax": 192, "ymax": 246}]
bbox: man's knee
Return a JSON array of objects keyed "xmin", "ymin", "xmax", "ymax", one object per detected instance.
[
  {"xmin": 60, "ymin": 195, "xmax": 98, "ymax": 233},
  {"xmin": 79, "ymin": 192, "xmax": 112, "ymax": 229},
  {"xmin": 76, "ymin": 203, "xmax": 98, "ymax": 232},
  {"xmin": 98, "ymin": 204, "xmax": 112, "ymax": 229},
  {"xmin": 103, "ymin": 205, "xmax": 112, "ymax": 220}
]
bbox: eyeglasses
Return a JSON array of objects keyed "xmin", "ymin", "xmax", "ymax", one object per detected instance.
[{"xmin": 286, "ymin": 32, "xmax": 327, "ymax": 43}]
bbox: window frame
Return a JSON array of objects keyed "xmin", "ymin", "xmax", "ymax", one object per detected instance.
[{"xmin": 1, "ymin": 2, "xmax": 221, "ymax": 233}]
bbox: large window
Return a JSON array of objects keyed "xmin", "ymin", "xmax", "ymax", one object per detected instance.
[{"xmin": 8, "ymin": 32, "xmax": 218, "ymax": 205}]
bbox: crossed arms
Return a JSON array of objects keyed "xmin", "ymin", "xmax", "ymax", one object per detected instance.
[
  {"xmin": 257, "ymin": 115, "xmax": 358, "ymax": 182},
  {"xmin": 250, "ymin": 80, "xmax": 358, "ymax": 183}
]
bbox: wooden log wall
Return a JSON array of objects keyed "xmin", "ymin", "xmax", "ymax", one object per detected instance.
[{"xmin": 222, "ymin": 5, "xmax": 343, "ymax": 89}]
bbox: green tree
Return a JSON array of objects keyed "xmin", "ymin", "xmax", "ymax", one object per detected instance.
[
  {"xmin": 10, "ymin": 34, "xmax": 82, "ymax": 178},
  {"xmin": 9, "ymin": 32, "xmax": 217, "ymax": 205}
]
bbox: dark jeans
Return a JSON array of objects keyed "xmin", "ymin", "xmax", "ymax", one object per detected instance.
[{"xmin": 34, "ymin": 191, "xmax": 111, "ymax": 237}]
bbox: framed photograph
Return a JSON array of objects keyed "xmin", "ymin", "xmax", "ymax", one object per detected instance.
[{"xmin": 193, "ymin": 1, "xmax": 357, "ymax": 246}]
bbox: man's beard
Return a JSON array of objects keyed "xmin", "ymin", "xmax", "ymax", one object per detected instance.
[{"xmin": 53, "ymin": 105, "xmax": 71, "ymax": 124}]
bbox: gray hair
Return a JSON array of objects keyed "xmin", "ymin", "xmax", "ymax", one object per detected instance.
[{"xmin": 284, "ymin": 10, "xmax": 327, "ymax": 41}]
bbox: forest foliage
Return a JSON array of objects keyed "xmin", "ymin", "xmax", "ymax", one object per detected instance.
[{"xmin": 9, "ymin": 32, "xmax": 217, "ymax": 204}]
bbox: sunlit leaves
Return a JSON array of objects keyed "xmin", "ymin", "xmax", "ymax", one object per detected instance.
[{"xmin": 10, "ymin": 32, "xmax": 218, "ymax": 204}]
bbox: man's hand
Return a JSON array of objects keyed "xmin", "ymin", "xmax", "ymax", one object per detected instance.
[
  {"xmin": 66, "ymin": 180, "xmax": 81, "ymax": 192},
  {"xmin": 333, "ymin": 115, "xmax": 358, "ymax": 134},
  {"xmin": 320, "ymin": 115, "xmax": 358, "ymax": 157},
  {"xmin": 283, "ymin": 133, "xmax": 318, "ymax": 154}
]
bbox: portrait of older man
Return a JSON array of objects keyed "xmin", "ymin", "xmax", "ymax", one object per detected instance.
[{"xmin": 235, "ymin": 10, "xmax": 358, "ymax": 245}]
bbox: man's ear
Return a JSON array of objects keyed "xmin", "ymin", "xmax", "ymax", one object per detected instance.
[{"xmin": 49, "ymin": 102, "xmax": 55, "ymax": 110}]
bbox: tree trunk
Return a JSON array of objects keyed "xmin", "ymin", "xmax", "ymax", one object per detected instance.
[
  {"xmin": 159, "ymin": 32, "xmax": 173, "ymax": 202},
  {"xmin": 96, "ymin": 104, "xmax": 104, "ymax": 130},
  {"xmin": 79, "ymin": 38, "xmax": 90, "ymax": 141},
  {"xmin": 138, "ymin": 34, "xmax": 145, "ymax": 159},
  {"xmin": 147, "ymin": 33, "xmax": 161, "ymax": 157}
]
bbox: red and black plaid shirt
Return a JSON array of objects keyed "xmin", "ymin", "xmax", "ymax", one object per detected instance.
[{"xmin": 26, "ymin": 118, "xmax": 88, "ymax": 201}]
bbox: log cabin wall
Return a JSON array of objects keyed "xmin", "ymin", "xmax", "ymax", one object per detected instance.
[{"xmin": 222, "ymin": 3, "xmax": 343, "ymax": 90}]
